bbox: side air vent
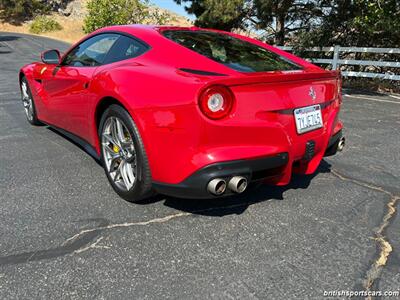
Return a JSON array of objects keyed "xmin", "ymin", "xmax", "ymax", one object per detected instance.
[{"xmin": 178, "ymin": 68, "xmax": 227, "ymax": 76}]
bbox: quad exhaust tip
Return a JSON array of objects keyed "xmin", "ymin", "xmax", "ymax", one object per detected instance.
[
  {"xmin": 207, "ymin": 178, "xmax": 227, "ymax": 195},
  {"xmin": 228, "ymin": 176, "xmax": 248, "ymax": 194},
  {"xmin": 338, "ymin": 137, "xmax": 346, "ymax": 152}
]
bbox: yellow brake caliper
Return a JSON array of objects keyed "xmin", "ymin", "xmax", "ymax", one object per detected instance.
[{"xmin": 112, "ymin": 131, "xmax": 129, "ymax": 153}]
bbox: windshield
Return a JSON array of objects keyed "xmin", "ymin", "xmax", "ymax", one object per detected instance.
[{"xmin": 162, "ymin": 30, "xmax": 302, "ymax": 73}]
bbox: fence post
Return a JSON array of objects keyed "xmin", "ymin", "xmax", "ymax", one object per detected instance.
[{"xmin": 332, "ymin": 45, "xmax": 340, "ymax": 70}]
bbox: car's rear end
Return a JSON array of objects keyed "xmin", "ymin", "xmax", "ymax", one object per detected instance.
[{"xmin": 151, "ymin": 27, "xmax": 344, "ymax": 198}]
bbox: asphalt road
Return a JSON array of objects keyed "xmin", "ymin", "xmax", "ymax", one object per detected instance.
[{"xmin": 0, "ymin": 32, "xmax": 399, "ymax": 299}]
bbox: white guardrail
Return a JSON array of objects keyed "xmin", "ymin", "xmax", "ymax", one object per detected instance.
[{"xmin": 278, "ymin": 46, "xmax": 400, "ymax": 81}]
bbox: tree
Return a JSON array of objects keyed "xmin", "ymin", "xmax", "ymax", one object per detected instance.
[
  {"xmin": 83, "ymin": 0, "xmax": 172, "ymax": 33},
  {"xmin": 175, "ymin": 0, "xmax": 248, "ymax": 31},
  {"xmin": 175, "ymin": 0, "xmax": 400, "ymax": 46},
  {"xmin": 345, "ymin": 0, "xmax": 400, "ymax": 47},
  {"xmin": 174, "ymin": 0, "xmax": 321, "ymax": 45},
  {"xmin": 297, "ymin": 0, "xmax": 400, "ymax": 47},
  {"xmin": 254, "ymin": 0, "xmax": 322, "ymax": 45}
]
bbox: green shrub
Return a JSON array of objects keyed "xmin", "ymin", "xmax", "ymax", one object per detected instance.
[
  {"xmin": 29, "ymin": 16, "xmax": 62, "ymax": 34},
  {"xmin": 83, "ymin": 0, "xmax": 171, "ymax": 33}
]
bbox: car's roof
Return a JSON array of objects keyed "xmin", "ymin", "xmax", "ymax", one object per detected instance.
[
  {"xmin": 80, "ymin": 24, "xmax": 317, "ymax": 75},
  {"xmin": 94, "ymin": 24, "xmax": 193, "ymax": 34},
  {"xmin": 102, "ymin": 24, "xmax": 206, "ymax": 32},
  {"xmin": 76, "ymin": 25, "xmax": 240, "ymax": 76},
  {"xmin": 93, "ymin": 24, "xmax": 224, "ymax": 42}
]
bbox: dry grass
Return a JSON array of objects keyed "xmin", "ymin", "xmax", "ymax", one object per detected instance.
[{"xmin": 0, "ymin": 13, "xmax": 86, "ymax": 44}]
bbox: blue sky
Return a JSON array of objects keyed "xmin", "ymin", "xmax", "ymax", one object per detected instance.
[{"xmin": 150, "ymin": 0, "xmax": 194, "ymax": 20}]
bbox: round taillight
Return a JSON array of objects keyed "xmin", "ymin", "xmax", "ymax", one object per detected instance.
[{"xmin": 198, "ymin": 85, "xmax": 234, "ymax": 120}]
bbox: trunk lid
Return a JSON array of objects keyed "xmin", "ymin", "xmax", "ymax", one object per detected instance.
[{"xmin": 214, "ymin": 70, "xmax": 340, "ymax": 112}]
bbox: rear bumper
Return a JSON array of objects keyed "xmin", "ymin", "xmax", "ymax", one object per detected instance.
[
  {"xmin": 153, "ymin": 129, "xmax": 344, "ymax": 199},
  {"xmin": 153, "ymin": 152, "xmax": 288, "ymax": 199}
]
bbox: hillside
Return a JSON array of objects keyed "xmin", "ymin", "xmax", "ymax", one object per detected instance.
[{"xmin": 0, "ymin": 0, "xmax": 192, "ymax": 43}]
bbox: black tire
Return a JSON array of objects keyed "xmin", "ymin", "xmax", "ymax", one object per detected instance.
[
  {"xmin": 20, "ymin": 77, "xmax": 42, "ymax": 125},
  {"xmin": 99, "ymin": 104, "xmax": 153, "ymax": 203}
]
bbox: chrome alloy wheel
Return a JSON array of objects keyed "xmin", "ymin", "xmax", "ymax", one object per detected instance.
[
  {"xmin": 21, "ymin": 81, "xmax": 33, "ymax": 121},
  {"xmin": 101, "ymin": 117, "xmax": 137, "ymax": 191}
]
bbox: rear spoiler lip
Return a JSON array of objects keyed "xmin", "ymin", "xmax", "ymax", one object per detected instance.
[{"xmin": 210, "ymin": 69, "xmax": 341, "ymax": 87}]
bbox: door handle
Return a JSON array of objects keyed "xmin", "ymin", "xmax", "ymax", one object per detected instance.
[{"xmin": 83, "ymin": 82, "xmax": 89, "ymax": 89}]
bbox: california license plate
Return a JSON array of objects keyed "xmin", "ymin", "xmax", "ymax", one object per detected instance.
[{"xmin": 294, "ymin": 104, "xmax": 323, "ymax": 134}]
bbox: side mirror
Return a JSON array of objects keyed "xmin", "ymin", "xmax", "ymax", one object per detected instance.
[{"xmin": 41, "ymin": 49, "xmax": 61, "ymax": 65}]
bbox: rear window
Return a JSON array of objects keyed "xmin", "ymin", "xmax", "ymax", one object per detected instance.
[{"xmin": 162, "ymin": 30, "xmax": 301, "ymax": 73}]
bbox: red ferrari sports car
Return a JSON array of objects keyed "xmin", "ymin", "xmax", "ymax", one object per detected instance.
[{"xmin": 19, "ymin": 25, "xmax": 345, "ymax": 202}]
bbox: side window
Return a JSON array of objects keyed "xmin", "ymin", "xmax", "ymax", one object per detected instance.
[
  {"xmin": 63, "ymin": 34, "xmax": 119, "ymax": 67},
  {"xmin": 104, "ymin": 35, "xmax": 149, "ymax": 64}
]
